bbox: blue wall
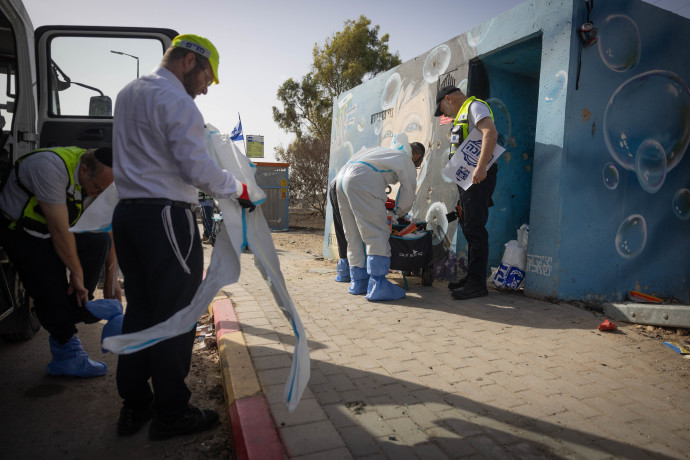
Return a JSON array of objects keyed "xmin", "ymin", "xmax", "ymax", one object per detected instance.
[
  {"xmin": 556, "ymin": 1, "xmax": 690, "ymax": 302},
  {"xmin": 325, "ymin": 0, "xmax": 690, "ymax": 303}
]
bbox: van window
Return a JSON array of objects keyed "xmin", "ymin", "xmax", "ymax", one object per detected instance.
[{"xmin": 48, "ymin": 36, "xmax": 164, "ymax": 117}]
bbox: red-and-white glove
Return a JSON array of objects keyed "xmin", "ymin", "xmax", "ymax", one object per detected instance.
[{"xmin": 236, "ymin": 183, "xmax": 256, "ymax": 212}]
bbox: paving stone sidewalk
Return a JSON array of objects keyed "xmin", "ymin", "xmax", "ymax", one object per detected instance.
[{"xmin": 222, "ymin": 248, "xmax": 689, "ymax": 459}]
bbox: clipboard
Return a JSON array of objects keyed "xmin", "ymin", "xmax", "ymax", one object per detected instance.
[{"xmin": 441, "ymin": 128, "xmax": 505, "ymax": 190}]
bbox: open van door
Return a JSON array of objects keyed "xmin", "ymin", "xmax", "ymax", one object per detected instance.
[
  {"xmin": 0, "ymin": 0, "xmax": 177, "ymax": 340},
  {"xmin": 35, "ymin": 26, "xmax": 177, "ymax": 149},
  {"xmin": 0, "ymin": 0, "xmax": 36, "ymax": 165}
]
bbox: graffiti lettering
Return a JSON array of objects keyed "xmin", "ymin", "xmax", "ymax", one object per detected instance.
[
  {"xmin": 370, "ymin": 108, "xmax": 394, "ymax": 124},
  {"xmin": 527, "ymin": 254, "xmax": 553, "ymax": 276}
]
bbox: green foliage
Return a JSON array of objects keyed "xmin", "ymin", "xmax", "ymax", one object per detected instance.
[
  {"xmin": 312, "ymin": 15, "xmax": 402, "ymax": 102},
  {"xmin": 271, "ymin": 74, "xmax": 331, "ymax": 141},
  {"xmin": 273, "ymin": 15, "xmax": 401, "ymax": 142},
  {"xmin": 272, "ymin": 15, "xmax": 401, "ymax": 216},
  {"xmin": 275, "ymin": 136, "xmax": 329, "ymax": 217}
]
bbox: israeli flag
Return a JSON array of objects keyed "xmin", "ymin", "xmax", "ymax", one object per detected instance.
[{"xmin": 229, "ymin": 118, "xmax": 243, "ymax": 141}]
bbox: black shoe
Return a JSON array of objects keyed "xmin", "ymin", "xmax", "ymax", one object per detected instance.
[
  {"xmin": 117, "ymin": 405, "xmax": 154, "ymax": 436},
  {"xmin": 452, "ymin": 284, "xmax": 488, "ymax": 300},
  {"xmin": 448, "ymin": 276, "xmax": 469, "ymax": 290},
  {"xmin": 149, "ymin": 405, "xmax": 219, "ymax": 440}
]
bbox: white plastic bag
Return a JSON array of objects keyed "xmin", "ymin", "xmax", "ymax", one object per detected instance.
[
  {"xmin": 492, "ymin": 240, "xmax": 526, "ymax": 290},
  {"xmin": 516, "ymin": 223, "xmax": 529, "ymax": 249}
]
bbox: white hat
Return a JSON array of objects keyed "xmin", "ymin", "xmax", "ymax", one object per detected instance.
[{"xmin": 390, "ymin": 132, "xmax": 411, "ymax": 157}]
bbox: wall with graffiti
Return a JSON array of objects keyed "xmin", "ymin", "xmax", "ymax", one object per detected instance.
[{"xmin": 324, "ymin": 0, "xmax": 690, "ymax": 303}]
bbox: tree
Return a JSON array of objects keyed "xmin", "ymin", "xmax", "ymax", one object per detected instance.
[
  {"xmin": 275, "ymin": 136, "xmax": 329, "ymax": 217},
  {"xmin": 272, "ymin": 15, "xmax": 401, "ymax": 216},
  {"xmin": 312, "ymin": 15, "xmax": 402, "ymax": 102}
]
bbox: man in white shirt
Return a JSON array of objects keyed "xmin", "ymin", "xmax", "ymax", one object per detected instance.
[{"xmin": 112, "ymin": 34, "xmax": 253, "ymax": 439}]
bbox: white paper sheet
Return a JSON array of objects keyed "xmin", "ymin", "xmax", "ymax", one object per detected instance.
[{"xmin": 441, "ymin": 128, "xmax": 505, "ymax": 190}]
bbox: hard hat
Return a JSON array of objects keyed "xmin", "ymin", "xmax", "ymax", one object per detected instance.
[
  {"xmin": 390, "ymin": 132, "xmax": 411, "ymax": 157},
  {"xmin": 171, "ymin": 34, "xmax": 220, "ymax": 84}
]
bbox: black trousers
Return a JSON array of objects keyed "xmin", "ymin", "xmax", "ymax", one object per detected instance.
[
  {"xmin": 0, "ymin": 221, "xmax": 109, "ymax": 343},
  {"xmin": 329, "ymin": 179, "xmax": 348, "ymax": 259},
  {"xmin": 457, "ymin": 164, "xmax": 497, "ymax": 286},
  {"xmin": 200, "ymin": 203, "xmax": 214, "ymax": 238},
  {"xmin": 112, "ymin": 202, "xmax": 202, "ymax": 419}
]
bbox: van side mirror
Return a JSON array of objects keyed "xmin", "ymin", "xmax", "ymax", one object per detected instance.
[{"xmin": 89, "ymin": 96, "xmax": 112, "ymax": 117}]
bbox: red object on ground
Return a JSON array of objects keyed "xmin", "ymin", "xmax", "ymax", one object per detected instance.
[
  {"xmin": 598, "ymin": 319, "xmax": 617, "ymax": 331},
  {"xmin": 628, "ymin": 290, "xmax": 663, "ymax": 303},
  {"xmin": 385, "ymin": 198, "xmax": 396, "ymax": 210}
]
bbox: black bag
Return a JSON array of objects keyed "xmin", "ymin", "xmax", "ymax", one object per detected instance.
[{"xmin": 390, "ymin": 229, "xmax": 433, "ymax": 272}]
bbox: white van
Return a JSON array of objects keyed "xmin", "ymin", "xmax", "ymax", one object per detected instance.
[{"xmin": 0, "ymin": 0, "xmax": 177, "ymax": 340}]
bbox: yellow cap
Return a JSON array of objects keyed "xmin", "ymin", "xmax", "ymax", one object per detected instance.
[{"xmin": 171, "ymin": 34, "xmax": 219, "ymax": 84}]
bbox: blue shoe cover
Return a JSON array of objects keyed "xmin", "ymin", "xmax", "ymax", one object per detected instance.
[
  {"xmin": 47, "ymin": 335, "xmax": 107, "ymax": 378},
  {"xmin": 366, "ymin": 255, "xmax": 391, "ymax": 277},
  {"xmin": 85, "ymin": 299, "xmax": 125, "ymax": 353},
  {"xmin": 365, "ymin": 275, "xmax": 406, "ymax": 301},
  {"xmin": 85, "ymin": 299, "xmax": 123, "ymax": 320},
  {"xmin": 100, "ymin": 314, "xmax": 124, "ymax": 353},
  {"xmin": 335, "ymin": 259, "xmax": 351, "ymax": 282},
  {"xmin": 348, "ymin": 266, "xmax": 369, "ymax": 295}
]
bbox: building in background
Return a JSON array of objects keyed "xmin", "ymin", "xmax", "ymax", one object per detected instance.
[
  {"xmin": 324, "ymin": 0, "xmax": 690, "ymax": 304},
  {"xmin": 254, "ymin": 162, "xmax": 289, "ymax": 230}
]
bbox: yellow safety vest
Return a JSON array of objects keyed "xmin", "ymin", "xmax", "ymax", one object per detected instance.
[
  {"xmin": 11, "ymin": 146, "xmax": 86, "ymax": 235},
  {"xmin": 450, "ymin": 96, "xmax": 494, "ymax": 156}
]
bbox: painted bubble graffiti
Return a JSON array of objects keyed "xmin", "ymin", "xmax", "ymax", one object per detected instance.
[
  {"xmin": 672, "ymin": 188, "xmax": 690, "ymax": 220},
  {"xmin": 423, "ymin": 45, "xmax": 451, "ymax": 84},
  {"xmin": 545, "ymin": 71, "xmax": 567, "ymax": 103},
  {"xmin": 459, "ymin": 79, "xmax": 468, "ymax": 94},
  {"xmin": 374, "ymin": 118, "xmax": 383, "ymax": 136},
  {"xmin": 467, "ymin": 18, "xmax": 495, "ymax": 48},
  {"xmin": 615, "ymin": 214, "xmax": 647, "ymax": 259},
  {"xmin": 635, "ymin": 139, "xmax": 667, "ymax": 193},
  {"xmin": 381, "ymin": 73, "xmax": 402, "ymax": 110},
  {"xmin": 597, "ymin": 14, "xmax": 641, "ymax": 72},
  {"xmin": 603, "ymin": 162, "xmax": 619, "ymax": 190},
  {"xmin": 440, "ymin": 155, "xmax": 455, "ymax": 184},
  {"xmin": 604, "ymin": 70, "xmax": 690, "ymax": 172}
]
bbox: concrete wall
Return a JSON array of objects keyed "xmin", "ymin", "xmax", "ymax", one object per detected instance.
[
  {"xmin": 556, "ymin": 1, "xmax": 690, "ymax": 302},
  {"xmin": 324, "ymin": 0, "xmax": 690, "ymax": 303}
]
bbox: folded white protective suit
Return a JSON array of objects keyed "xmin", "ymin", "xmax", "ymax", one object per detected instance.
[{"xmin": 69, "ymin": 182, "xmax": 119, "ymax": 233}]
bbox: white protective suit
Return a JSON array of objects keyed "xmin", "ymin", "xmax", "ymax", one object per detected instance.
[{"xmin": 335, "ymin": 144, "xmax": 417, "ymax": 269}]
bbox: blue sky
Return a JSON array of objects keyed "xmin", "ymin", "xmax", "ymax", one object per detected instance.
[{"xmin": 22, "ymin": 0, "xmax": 689, "ymax": 161}]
